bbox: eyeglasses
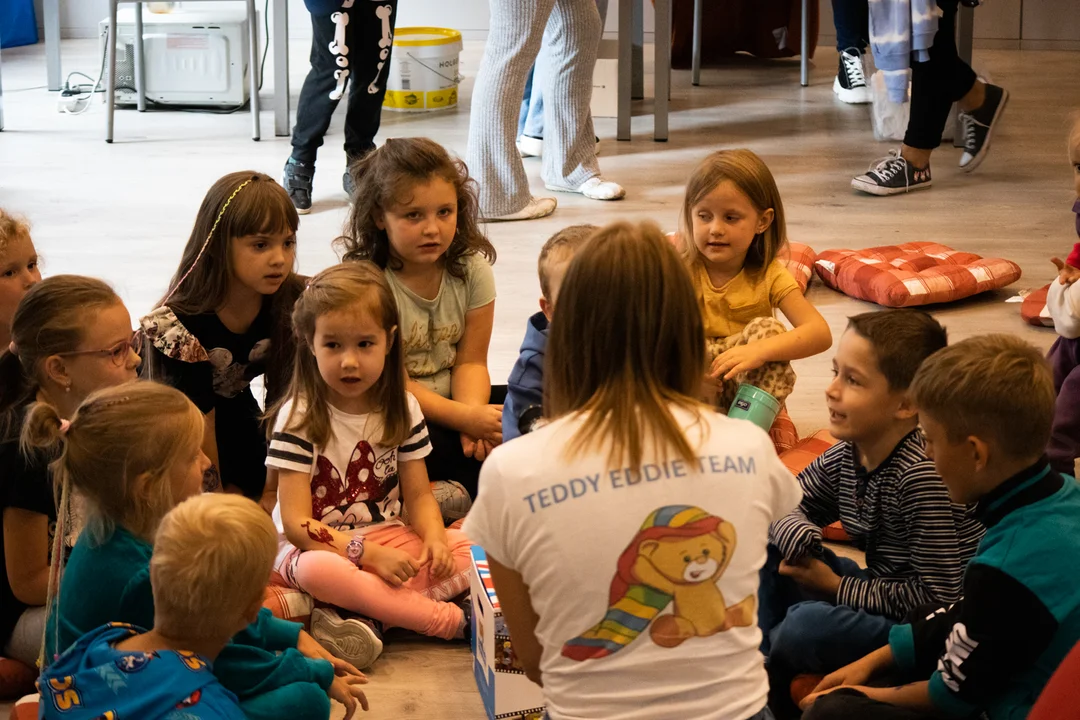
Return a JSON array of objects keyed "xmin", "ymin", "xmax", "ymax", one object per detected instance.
[{"xmin": 57, "ymin": 333, "xmax": 140, "ymax": 368}]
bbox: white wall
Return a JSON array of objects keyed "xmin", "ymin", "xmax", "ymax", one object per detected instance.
[{"xmin": 39, "ymin": 0, "xmax": 646, "ymax": 40}]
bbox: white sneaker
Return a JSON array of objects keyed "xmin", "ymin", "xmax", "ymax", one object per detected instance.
[
  {"xmin": 481, "ymin": 196, "xmax": 558, "ymax": 222},
  {"xmin": 545, "ymin": 176, "xmax": 626, "ymax": 201},
  {"xmin": 430, "ymin": 480, "xmax": 472, "ymax": 523},
  {"xmin": 833, "ymin": 48, "xmax": 871, "ymax": 105},
  {"xmin": 311, "ymin": 607, "xmax": 383, "ymax": 670}
]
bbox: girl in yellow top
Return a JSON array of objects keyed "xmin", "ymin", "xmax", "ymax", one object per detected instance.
[{"xmin": 679, "ymin": 149, "xmax": 832, "ymax": 414}]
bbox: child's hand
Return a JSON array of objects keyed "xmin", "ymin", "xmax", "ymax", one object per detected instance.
[
  {"xmin": 461, "ymin": 433, "xmax": 479, "ymax": 459},
  {"xmin": 807, "ymin": 658, "xmax": 876, "ymax": 699},
  {"xmin": 778, "ymin": 557, "xmax": 842, "ymax": 596},
  {"xmin": 466, "ymin": 404, "xmax": 504, "ymax": 443},
  {"xmin": 329, "ymin": 673, "xmax": 370, "ymax": 719},
  {"xmin": 710, "ymin": 344, "xmax": 769, "ymax": 380},
  {"xmin": 365, "ymin": 544, "xmax": 420, "ymax": 587},
  {"xmin": 420, "ymin": 538, "xmax": 456, "ymax": 579},
  {"xmin": 297, "ymin": 631, "xmax": 368, "ymax": 680},
  {"xmin": 1052, "ymin": 257, "xmax": 1080, "ymax": 285}
]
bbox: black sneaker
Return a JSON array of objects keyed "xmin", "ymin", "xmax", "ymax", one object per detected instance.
[
  {"xmin": 454, "ymin": 592, "xmax": 473, "ymax": 642},
  {"xmin": 282, "ymin": 158, "xmax": 313, "ymax": 215},
  {"xmin": 958, "ymin": 84, "xmax": 1008, "ymax": 173},
  {"xmin": 833, "ymin": 48, "xmax": 870, "ymax": 105},
  {"xmin": 851, "ymin": 150, "xmax": 932, "ymax": 196}
]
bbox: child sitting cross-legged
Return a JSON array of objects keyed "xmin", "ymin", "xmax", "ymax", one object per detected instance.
[
  {"xmin": 801, "ymin": 335, "xmax": 1080, "ymax": 720},
  {"xmin": 760, "ymin": 310, "xmax": 984, "ymax": 716},
  {"xmin": 502, "ymin": 224, "xmax": 597, "ymax": 441},
  {"xmin": 31, "ymin": 382, "xmax": 368, "ymax": 720},
  {"xmin": 40, "ymin": 493, "xmax": 369, "ymax": 719}
]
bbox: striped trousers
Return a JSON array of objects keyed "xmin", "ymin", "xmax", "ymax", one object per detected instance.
[{"xmin": 466, "ymin": 0, "xmax": 603, "ymax": 216}]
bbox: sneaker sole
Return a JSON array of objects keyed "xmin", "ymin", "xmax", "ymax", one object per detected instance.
[
  {"xmin": 832, "ymin": 77, "xmax": 871, "ymax": 105},
  {"xmin": 850, "ymin": 176, "xmax": 933, "ymax": 196},
  {"xmin": 295, "ymin": 206, "xmax": 311, "ymax": 215},
  {"xmin": 311, "ymin": 608, "xmax": 383, "ymax": 669},
  {"xmin": 959, "ymin": 88, "xmax": 1009, "ymax": 174}
]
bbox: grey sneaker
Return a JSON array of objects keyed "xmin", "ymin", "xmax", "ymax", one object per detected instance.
[
  {"xmin": 311, "ymin": 607, "xmax": 383, "ymax": 669},
  {"xmin": 851, "ymin": 150, "xmax": 932, "ymax": 196},
  {"xmin": 282, "ymin": 158, "xmax": 313, "ymax": 215},
  {"xmin": 958, "ymin": 83, "xmax": 1008, "ymax": 172},
  {"xmin": 431, "ymin": 480, "xmax": 472, "ymax": 523}
]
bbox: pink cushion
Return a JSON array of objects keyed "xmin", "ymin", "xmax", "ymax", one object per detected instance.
[{"xmin": 814, "ymin": 242, "xmax": 1022, "ymax": 308}]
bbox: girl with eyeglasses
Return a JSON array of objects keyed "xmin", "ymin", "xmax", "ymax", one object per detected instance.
[{"xmin": 0, "ymin": 275, "xmax": 141, "ymax": 670}]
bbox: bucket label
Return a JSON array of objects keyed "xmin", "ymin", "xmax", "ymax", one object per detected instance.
[{"xmin": 734, "ymin": 399, "xmax": 751, "ymax": 411}]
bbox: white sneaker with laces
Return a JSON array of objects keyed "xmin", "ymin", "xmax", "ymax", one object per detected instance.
[{"xmin": 833, "ymin": 48, "xmax": 871, "ymax": 105}]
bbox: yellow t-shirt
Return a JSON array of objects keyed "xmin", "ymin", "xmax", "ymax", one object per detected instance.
[{"xmin": 694, "ymin": 259, "xmax": 801, "ymax": 339}]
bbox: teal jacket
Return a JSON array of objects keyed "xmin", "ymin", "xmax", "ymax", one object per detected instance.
[
  {"xmin": 889, "ymin": 463, "xmax": 1080, "ymax": 719},
  {"xmin": 47, "ymin": 526, "xmax": 334, "ymax": 720}
]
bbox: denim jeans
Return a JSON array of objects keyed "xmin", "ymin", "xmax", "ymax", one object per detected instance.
[
  {"xmin": 517, "ymin": 0, "xmax": 609, "ymax": 139},
  {"xmin": 831, "ymin": 0, "xmax": 869, "ymax": 52}
]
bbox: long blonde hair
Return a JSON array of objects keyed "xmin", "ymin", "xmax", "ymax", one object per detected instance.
[
  {"xmin": 545, "ymin": 221, "xmax": 707, "ymax": 468},
  {"xmin": 678, "ymin": 148, "xmax": 788, "ymax": 276},
  {"xmin": 265, "ymin": 262, "xmax": 410, "ymax": 449}
]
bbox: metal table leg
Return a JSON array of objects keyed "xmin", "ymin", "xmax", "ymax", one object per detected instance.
[
  {"xmin": 45, "ymin": 0, "xmax": 62, "ymax": 91},
  {"xmin": 617, "ymin": 0, "xmax": 632, "ymax": 141},
  {"xmin": 247, "ymin": 0, "xmax": 261, "ymax": 139},
  {"xmin": 691, "ymin": 0, "xmax": 702, "ymax": 86},
  {"xmin": 106, "ymin": 0, "xmax": 119, "ymax": 142},
  {"xmin": 273, "ymin": 0, "xmax": 290, "ymax": 136},
  {"xmin": 0, "ymin": 45, "xmax": 5, "ymax": 131},
  {"xmin": 654, "ymin": 0, "xmax": 669, "ymax": 140},
  {"xmin": 800, "ymin": 0, "xmax": 809, "ymax": 86},
  {"xmin": 134, "ymin": 3, "xmax": 147, "ymax": 111}
]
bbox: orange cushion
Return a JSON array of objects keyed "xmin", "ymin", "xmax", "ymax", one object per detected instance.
[
  {"xmin": 1022, "ymin": 284, "xmax": 1055, "ymax": 328},
  {"xmin": 264, "ymin": 581, "xmax": 314, "ymax": 631},
  {"xmin": 8, "ymin": 694, "xmax": 38, "ymax": 720},
  {"xmin": 0, "ymin": 659, "xmax": 36, "ymax": 702},
  {"xmin": 813, "ymin": 242, "xmax": 1022, "ymax": 308},
  {"xmin": 666, "ymin": 232, "xmax": 815, "ymax": 293},
  {"xmin": 769, "ymin": 407, "xmax": 800, "ymax": 455}
]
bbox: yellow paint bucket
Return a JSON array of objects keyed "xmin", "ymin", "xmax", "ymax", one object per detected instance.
[{"xmin": 383, "ymin": 27, "xmax": 463, "ymax": 112}]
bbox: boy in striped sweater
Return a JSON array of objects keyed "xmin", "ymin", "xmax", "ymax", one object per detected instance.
[
  {"xmin": 801, "ymin": 335, "xmax": 1080, "ymax": 720},
  {"xmin": 759, "ymin": 310, "xmax": 984, "ymax": 715}
]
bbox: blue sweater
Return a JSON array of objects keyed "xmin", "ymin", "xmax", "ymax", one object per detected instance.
[
  {"xmin": 869, "ymin": 0, "xmax": 938, "ymax": 103},
  {"xmin": 889, "ymin": 462, "xmax": 1080, "ymax": 719},
  {"xmin": 502, "ymin": 312, "xmax": 548, "ymax": 443},
  {"xmin": 40, "ymin": 623, "xmax": 245, "ymax": 720}
]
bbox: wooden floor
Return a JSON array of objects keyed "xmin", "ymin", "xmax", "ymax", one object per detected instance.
[{"xmin": 2, "ymin": 37, "xmax": 1078, "ymax": 719}]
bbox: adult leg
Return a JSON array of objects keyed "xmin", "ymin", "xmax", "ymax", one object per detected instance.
[
  {"xmin": 831, "ymin": 0, "xmax": 869, "ymax": 52},
  {"xmin": 1048, "ymin": 338, "xmax": 1080, "ymax": 475},
  {"xmin": 540, "ymin": 0, "xmax": 604, "ymax": 191},
  {"xmin": 466, "ymin": 0, "xmax": 555, "ymax": 216},
  {"xmin": 290, "ymin": 3, "xmax": 351, "ymax": 165},
  {"xmin": 343, "ymin": 0, "xmax": 399, "ymax": 160}
]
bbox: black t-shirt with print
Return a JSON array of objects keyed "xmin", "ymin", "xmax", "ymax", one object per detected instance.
[
  {"xmin": 0, "ymin": 402, "xmax": 57, "ymax": 648},
  {"xmin": 149, "ymin": 300, "xmax": 273, "ymax": 499}
]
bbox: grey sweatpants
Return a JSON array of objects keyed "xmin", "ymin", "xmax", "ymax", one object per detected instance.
[{"xmin": 466, "ymin": 0, "xmax": 603, "ymax": 216}]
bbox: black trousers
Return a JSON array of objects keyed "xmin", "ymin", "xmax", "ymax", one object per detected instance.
[
  {"xmin": 801, "ymin": 688, "xmax": 935, "ymax": 720},
  {"xmin": 424, "ymin": 386, "xmax": 508, "ymax": 500},
  {"xmin": 290, "ymin": 0, "xmax": 399, "ymax": 165},
  {"xmin": 903, "ymin": 0, "xmax": 978, "ymax": 151}
]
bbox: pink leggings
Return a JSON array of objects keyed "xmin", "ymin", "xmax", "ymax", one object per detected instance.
[{"xmin": 291, "ymin": 525, "xmax": 472, "ymax": 640}]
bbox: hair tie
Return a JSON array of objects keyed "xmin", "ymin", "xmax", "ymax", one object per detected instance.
[
  {"xmin": 59, "ymin": 419, "xmax": 71, "ymax": 436},
  {"xmin": 160, "ymin": 178, "xmax": 255, "ymax": 307}
]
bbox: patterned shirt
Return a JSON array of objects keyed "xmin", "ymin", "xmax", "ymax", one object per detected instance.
[{"xmin": 769, "ymin": 429, "xmax": 984, "ymax": 620}]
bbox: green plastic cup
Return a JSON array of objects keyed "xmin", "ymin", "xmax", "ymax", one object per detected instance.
[{"xmin": 727, "ymin": 383, "xmax": 780, "ymax": 431}]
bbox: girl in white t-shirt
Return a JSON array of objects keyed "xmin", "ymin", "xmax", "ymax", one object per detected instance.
[
  {"xmin": 464, "ymin": 221, "xmax": 803, "ymax": 720},
  {"xmin": 337, "ymin": 138, "xmax": 501, "ymax": 506},
  {"xmin": 265, "ymin": 262, "xmax": 473, "ymax": 670}
]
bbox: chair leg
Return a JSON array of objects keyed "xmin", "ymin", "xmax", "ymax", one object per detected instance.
[
  {"xmin": 248, "ymin": 0, "xmax": 261, "ymax": 141},
  {"xmin": 106, "ymin": 0, "xmax": 119, "ymax": 142},
  {"xmin": 0, "ymin": 45, "xmax": 5, "ymax": 131},
  {"xmin": 134, "ymin": 2, "xmax": 147, "ymax": 111},
  {"xmin": 691, "ymin": 0, "xmax": 702, "ymax": 86},
  {"xmin": 800, "ymin": 0, "xmax": 810, "ymax": 86}
]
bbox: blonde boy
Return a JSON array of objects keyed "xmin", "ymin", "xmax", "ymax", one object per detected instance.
[
  {"xmin": 802, "ymin": 335, "xmax": 1080, "ymax": 720},
  {"xmin": 502, "ymin": 224, "xmax": 597, "ymax": 441}
]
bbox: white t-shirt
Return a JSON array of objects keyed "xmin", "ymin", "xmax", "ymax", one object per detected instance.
[
  {"xmin": 463, "ymin": 406, "xmax": 802, "ymax": 720},
  {"xmin": 266, "ymin": 393, "xmax": 432, "ymax": 569}
]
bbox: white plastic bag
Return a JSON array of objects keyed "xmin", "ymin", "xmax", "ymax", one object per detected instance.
[{"xmin": 870, "ymin": 71, "xmax": 910, "ymax": 142}]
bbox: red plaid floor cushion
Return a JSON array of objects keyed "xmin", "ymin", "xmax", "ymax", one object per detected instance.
[
  {"xmin": 667, "ymin": 233, "xmax": 816, "ymax": 293},
  {"xmin": 813, "ymin": 242, "xmax": 1022, "ymax": 308},
  {"xmin": 1022, "ymin": 284, "xmax": 1055, "ymax": 328}
]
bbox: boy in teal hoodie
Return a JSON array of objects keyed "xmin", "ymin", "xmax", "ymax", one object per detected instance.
[{"xmin": 42, "ymin": 495, "xmax": 368, "ymax": 720}]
